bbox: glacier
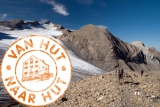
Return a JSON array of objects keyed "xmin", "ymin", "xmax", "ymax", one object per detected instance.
[{"xmin": 0, "ymin": 22, "xmax": 104, "ymax": 81}]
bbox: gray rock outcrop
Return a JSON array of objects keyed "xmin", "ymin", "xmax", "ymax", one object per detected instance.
[
  {"xmin": 0, "ymin": 20, "xmax": 40, "ymax": 29},
  {"xmin": 24, "ymin": 21, "xmax": 40, "ymax": 26},
  {"xmin": 0, "ymin": 19, "xmax": 24, "ymax": 29},
  {"xmin": 54, "ymin": 24, "xmax": 71, "ymax": 33},
  {"xmin": 132, "ymin": 41, "xmax": 160, "ymax": 70}
]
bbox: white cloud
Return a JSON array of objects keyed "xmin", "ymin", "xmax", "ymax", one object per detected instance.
[
  {"xmin": 39, "ymin": 0, "xmax": 69, "ymax": 16},
  {"xmin": 0, "ymin": 14, "xmax": 7, "ymax": 21},
  {"xmin": 96, "ymin": 25, "xmax": 108, "ymax": 29}
]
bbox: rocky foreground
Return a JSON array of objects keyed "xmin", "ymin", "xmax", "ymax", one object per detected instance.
[
  {"xmin": 1, "ymin": 70, "xmax": 160, "ymax": 107},
  {"xmin": 47, "ymin": 70, "xmax": 160, "ymax": 107}
]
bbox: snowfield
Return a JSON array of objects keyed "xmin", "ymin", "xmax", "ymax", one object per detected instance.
[
  {"xmin": 0, "ymin": 22, "xmax": 104, "ymax": 81},
  {"xmin": 0, "ymin": 23, "xmax": 63, "ymax": 38}
]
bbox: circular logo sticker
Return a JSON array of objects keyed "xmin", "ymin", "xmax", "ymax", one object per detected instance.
[{"xmin": 0, "ymin": 35, "xmax": 72, "ymax": 106}]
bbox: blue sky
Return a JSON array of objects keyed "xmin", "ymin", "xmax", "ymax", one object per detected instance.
[{"xmin": 0, "ymin": 0, "xmax": 160, "ymax": 51}]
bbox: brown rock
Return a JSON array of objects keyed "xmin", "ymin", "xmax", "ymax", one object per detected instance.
[{"xmin": 57, "ymin": 24, "xmax": 155, "ymax": 72}]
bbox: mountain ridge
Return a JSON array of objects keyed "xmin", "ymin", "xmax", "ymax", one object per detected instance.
[
  {"xmin": 57, "ymin": 23, "xmax": 160, "ymax": 72},
  {"xmin": 0, "ymin": 19, "xmax": 160, "ymax": 72}
]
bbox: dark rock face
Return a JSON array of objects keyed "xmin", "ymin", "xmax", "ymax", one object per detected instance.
[
  {"xmin": 0, "ymin": 19, "xmax": 24, "ymax": 29},
  {"xmin": 54, "ymin": 24, "xmax": 65, "ymax": 30},
  {"xmin": 149, "ymin": 47, "xmax": 160, "ymax": 60},
  {"xmin": 0, "ymin": 20, "xmax": 40, "ymax": 29},
  {"xmin": 132, "ymin": 41, "xmax": 160, "ymax": 71},
  {"xmin": 44, "ymin": 20, "xmax": 51, "ymax": 24},
  {"xmin": 25, "ymin": 21, "xmax": 40, "ymax": 26},
  {"xmin": 58, "ymin": 24, "xmax": 159, "ymax": 71},
  {"xmin": 54, "ymin": 24, "xmax": 72, "ymax": 33}
]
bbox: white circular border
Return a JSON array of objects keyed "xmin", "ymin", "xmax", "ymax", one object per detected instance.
[{"xmin": 1, "ymin": 35, "xmax": 72, "ymax": 106}]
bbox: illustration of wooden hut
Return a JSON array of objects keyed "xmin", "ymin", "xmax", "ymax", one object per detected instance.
[{"xmin": 22, "ymin": 55, "xmax": 52, "ymax": 82}]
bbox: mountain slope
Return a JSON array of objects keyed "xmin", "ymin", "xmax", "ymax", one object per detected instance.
[{"xmin": 58, "ymin": 24, "xmax": 160, "ymax": 71}]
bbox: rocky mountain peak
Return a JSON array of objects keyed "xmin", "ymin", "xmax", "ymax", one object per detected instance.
[
  {"xmin": 24, "ymin": 20, "xmax": 40, "ymax": 26},
  {"xmin": 0, "ymin": 19, "xmax": 24, "ymax": 29},
  {"xmin": 0, "ymin": 19, "xmax": 41, "ymax": 29},
  {"xmin": 9, "ymin": 19, "xmax": 24, "ymax": 23},
  {"xmin": 132, "ymin": 41, "xmax": 149, "ymax": 55},
  {"xmin": 54, "ymin": 24, "xmax": 71, "ymax": 33},
  {"xmin": 132, "ymin": 41, "xmax": 145, "ymax": 47},
  {"xmin": 54, "ymin": 24, "xmax": 65, "ymax": 30},
  {"xmin": 132, "ymin": 41, "xmax": 160, "ymax": 68},
  {"xmin": 44, "ymin": 20, "xmax": 51, "ymax": 24},
  {"xmin": 82, "ymin": 24, "xmax": 97, "ymax": 28},
  {"xmin": 58, "ymin": 24, "xmax": 160, "ymax": 71},
  {"xmin": 79, "ymin": 24, "xmax": 107, "ymax": 32},
  {"xmin": 70, "ymin": 24, "xmax": 111, "ymax": 41}
]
